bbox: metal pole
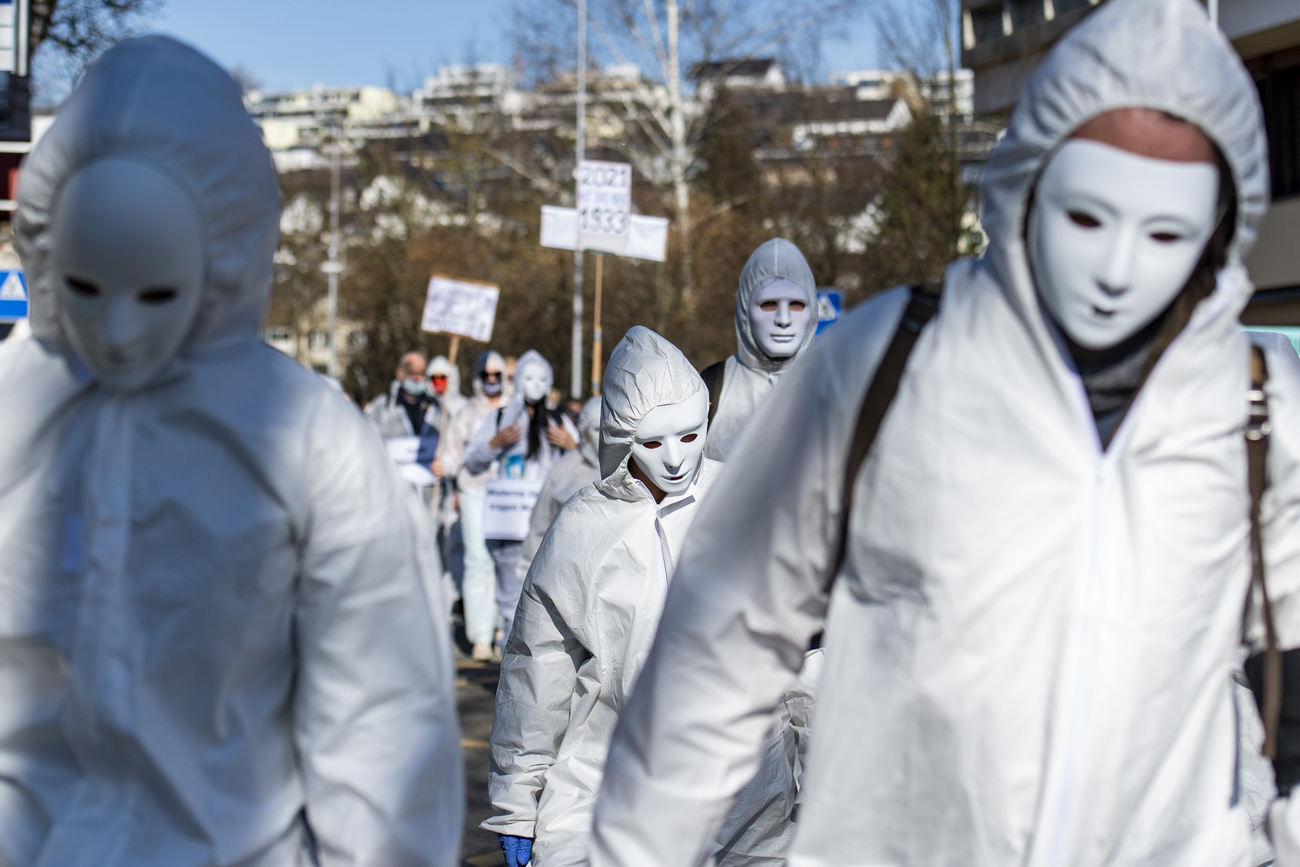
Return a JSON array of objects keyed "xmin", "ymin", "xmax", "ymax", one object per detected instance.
[
  {"xmin": 591, "ymin": 253, "xmax": 603, "ymax": 396},
  {"xmin": 570, "ymin": 0, "xmax": 586, "ymax": 400},
  {"xmin": 326, "ymin": 127, "xmax": 341, "ymax": 378},
  {"xmin": 1207, "ymin": 0, "xmax": 1218, "ymax": 27}
]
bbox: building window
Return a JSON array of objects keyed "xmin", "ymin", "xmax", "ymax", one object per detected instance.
[
  {"xmin": 970, "ymin": 4, "xmax": 1006, "ymax": 43},
  {"xmin": 1255, "ymin": 54, "xmax": 1300, "ymax": 200},
  {"xmin": 1008, "ymin": 0, "xmax": 1046, "ymax": 29}
]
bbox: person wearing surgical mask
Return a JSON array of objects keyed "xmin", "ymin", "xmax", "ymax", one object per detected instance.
[
  {"xmin": 700, "ymin": 238, "xmax": 817, "ymax": 463},
  {"xmin": 365, "ymin": 350, "xmax": 433, "ymax": 439},
  {"xmin": 588, "ymin": 3, "xmax": 1300, "ymax": 866},
  {"xmin": 465, "ymin": 349, "xmax": 578, "ymax": 648},
  {"xmin": 441, "ymin": 348, "xmax": 510, "ymax": 661},
  {"xmin": 484, "ymin": 326, "xmax": 728, "ymax": 867},
  {"xmin": 0, "ymin": 37, "xmax": 462, "ymax": 866}
]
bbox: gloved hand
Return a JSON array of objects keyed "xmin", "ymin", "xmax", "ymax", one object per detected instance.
[{"xmin": 499, "ymin": 834, "xmax": 534, "ymax": 867}]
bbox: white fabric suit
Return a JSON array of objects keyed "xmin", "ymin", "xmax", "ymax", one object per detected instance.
[
  {"xmin": 704, "ymin": 238, "xmax": 817, "ymax": 463},
  {"xmin": 0, "ymin": 37, "xmax": 462, "ymax": 867},
  {"xmin": 590, "ymin": 2, "xmax": 1300, "ymax": 865},
  {"xmin": 482, "ymin": 328, "xmax": 720, "ymax": 866}
]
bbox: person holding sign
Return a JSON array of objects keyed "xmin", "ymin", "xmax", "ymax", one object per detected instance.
[
  {"xmin": 482, "ymin": 327, "xmax": 720, "ymax": 867},
  {"xmin": 0, "ymin": 37, "xmax": 462, "ymax": 866},
  {"xmin": 465, "ymin": 349, "xmax": 578, "ymax": 647},
  {"xmin": 700, "ymin": 238, "xmax": 817, "ymax": 463}
]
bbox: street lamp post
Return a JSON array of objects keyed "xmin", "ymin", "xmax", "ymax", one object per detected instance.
[
  {"xmin": 570, "ymin": 0, "xmax": 586, "ymax": 400},
  {"xmin": 325, "ymin": 127, "xmax": 342, "ymax": 379}
]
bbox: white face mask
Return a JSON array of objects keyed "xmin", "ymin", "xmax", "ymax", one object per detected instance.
[
  {"xmin": 748, "ymin": 277, "xmax": 813, "ymax": 360},
  {"xmin": 52, "ymin": 158, "xmax": 205, "ymax": 392},
  {"xmin": 630, "ymin": 389, "xmax": 708, "ymax": 498},
  {"xmin": 1029, "ymin": 139, "xmax": 1219, "ymax": 351},
  {"xmin": 520, "ymin": 364, "xmax": 551, "ymax": 404}
]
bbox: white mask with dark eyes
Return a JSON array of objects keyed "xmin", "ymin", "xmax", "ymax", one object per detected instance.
[
  {"xmin": 51, "ymin": 158, "xmax": 205, "ymax": 392},
  {"xmin": 747, "ymin": 277, "xmax": 814, "ymax": 360},
  {"xmin": 519, "ymin": 364, "xmax": 552, "ymax": 404},
  {"xmin": 1028, "ymin": 139, "xmax": 1219, "ymax": 351},
  {"xmin": 629, "ymin": 389, "xmax": 708, "ymax": 498}
]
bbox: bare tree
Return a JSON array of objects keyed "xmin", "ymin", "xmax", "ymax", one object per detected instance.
[
  {"xmin": 521, "ymin": 0, "xmax": 864, "ymax": 306},
  {"xmin": 30, "ymin": 0, "xmax": 160, "ymax": 102}
]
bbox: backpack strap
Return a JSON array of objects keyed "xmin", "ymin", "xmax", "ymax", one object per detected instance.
[
  {"xmin": 826, "ymin": 282, "xmax": 942, "ymax": 590},
  {"xmin": 1247, "ymin": 345, "xmax": 1282, "ymax": 759},
  {"xmin": 701, "ymin": 360, "xmax": 727, "ymax": 427}
]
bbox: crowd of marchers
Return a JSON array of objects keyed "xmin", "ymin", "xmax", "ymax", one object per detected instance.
[{"xmin": 2, "ymin": 1, "xmax": 1300, "ymax": 867}]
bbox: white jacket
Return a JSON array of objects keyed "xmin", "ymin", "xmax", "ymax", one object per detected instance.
[
  {"xmin": 590, "ymin": 2, "xmax": 1299, "ymax": 865},
  {"xmin": 705, "ymin": 238, "xmax": 817, "ymax": 463},
  {"xmin": 482, "ymin": 328, "xmax": 718, "ymax": 866},
  {"xmin": 0, "ymin": 37, "xmax": 462, "ymax": 867}
]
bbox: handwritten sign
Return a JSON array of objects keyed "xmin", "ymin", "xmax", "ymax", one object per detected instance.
[
  {"xmin": 578, "ymin": 160, "xmax": 631, "ymax": 253},
  {"xmin": 483, "ymin": 479, "xmax": 544, "ymax": 541},
  {"xmin": 421, "ymin": 276, "xmax": 500, "ymax": 342}
]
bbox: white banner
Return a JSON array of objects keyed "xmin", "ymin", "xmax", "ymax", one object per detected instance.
[
  {"xmin": 483, "ymin": 479, "xmax": 544, "ymax": 541},
  {"xmin": 421, "ymin": 276, "xmax": 500, "ymax": 342},
  {"xmin": 577, "ymin": 160, "xmax": 632, "ymax": 253},
  {"xmin": 540, "ymin": 206, "xmax": 668, "ymax": 262}
]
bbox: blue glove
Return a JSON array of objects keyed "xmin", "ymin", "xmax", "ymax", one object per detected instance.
[{"xmin": 499, "ymin": 835, "xmax": 533, "ymax": 867}]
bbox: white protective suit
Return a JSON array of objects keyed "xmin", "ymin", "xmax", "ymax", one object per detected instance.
[
  {"xmin": 482, "ymin": 327, "xmax": 722, "ymax": 866},
  {"xmin": 0, "ymin": 37, "xmax": 462, "ymax": 866},
  {"xmin": 515, "ymin": 395, "xmax": 603, "ymax": 582},
  {"xmin": 590, "ymin": 2, "xmax": 1300, "ymax": 865},
  {"xmin": 704, "ymin": 238, "xmax": 817, "ymax": 462}
]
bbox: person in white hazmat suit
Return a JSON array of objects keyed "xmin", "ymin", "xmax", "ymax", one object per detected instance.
[
  {"xmin": 701, "ymin": 237, "xmax": 817, "ymax": 463},
  {"xmin": 0, "ymin": 37, "xmax": 463, "ymax": 866},
  {"xmin": 589, "ymin": 2, "xmax": 1300, "ymax": 865},
  {"xmin": 464, "ymin": 349, "xmax": 578, "ymax": 647},
  {"xmin": 440, "ymin": 348, "xmax": 508, "ymax": 661},
  {"xmin": 515, "ymin": 395, "xmax": 603, "ymax": 583},
  {"xmin": 482, "ymin": 326, "xmax": 720, "ymax": 867}
]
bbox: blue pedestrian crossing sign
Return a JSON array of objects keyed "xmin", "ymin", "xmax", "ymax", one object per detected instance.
[
  {"xmin": 0, "ymin": 270, "xmax": 26, "ymax": 322},
  {"xmin": 815, "ymin": 289, "xmax": 842, "ymax": 336}
]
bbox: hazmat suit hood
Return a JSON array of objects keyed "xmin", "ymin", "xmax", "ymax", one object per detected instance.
[
  {"xmin": 599, "ymin": 326, "xmax": 705, "ymax": 478},
  {"xmin": 15, "ymin": 35, "xmax": 281, "ymax": 354},
  {"xmin": 978, "ymin": 0, "xmax": 1269, "ymax": 336},
  {"xmin": 734, "ymin": 238, "xmax": 817, "ymax": 373},
  {"xmin": 578, "ymin": 395, "xmax": 601, "ymax": 467},
  {"xmin": 513, "ymin": 349, "xmax": 553, "ymax": 399}
]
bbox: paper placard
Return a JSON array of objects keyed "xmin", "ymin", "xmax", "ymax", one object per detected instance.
[
  {"xmin": 385, "ymin": 436, "xmax": 421, "ymax": 464},
  {"xmin": 483, "ymin": 479, "xmax": 544, "ymax": 541},
  {"xmin": 578, "ymin": 159, "xmax": 632, "ymax": 253},
  {"xmin": 421, "ymin": 276, "xmax": 500, "ymax": 342},
  {"xmin": 540, "ymin": 207, "xmax": 668, "ymax": 262}
]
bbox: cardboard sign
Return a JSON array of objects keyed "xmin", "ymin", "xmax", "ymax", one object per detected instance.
[
  {"xmin": 421, "ymin": 276, "xmax": 500, "ymax": 342},
  {"xmin": 577, "ymin": 160, "xmax": 632, "ymax": 253},
  {"xmin": 385, "ymin": 436, "xmax": 421, "ymax": 464},
  {"xmin": 483, "ymin": 479, "xmax": 544, "ymax": 541},
  {"xmin": 541, "ymin": 206, "xmax": 668, "ymax": 262}
]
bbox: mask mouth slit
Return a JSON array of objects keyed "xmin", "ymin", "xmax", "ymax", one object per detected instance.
[{"xmin": 1092, "ymin": 306, "xmax": 1116, "ymax": 318}]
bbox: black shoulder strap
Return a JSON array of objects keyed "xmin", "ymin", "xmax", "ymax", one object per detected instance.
[
  {"xmin": 701, "ymin": 360, "xmax": 727, "ymax": 426},
  {"xmin": 827, "ymin": 282, "xmax": 942, "ymax": 589},
  {"xmin": 1247, "ymin": 345, "xmax": 1282, "ymax": 759}
]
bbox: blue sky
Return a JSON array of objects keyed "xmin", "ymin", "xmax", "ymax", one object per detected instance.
[{"xmin": 151, "ymin": 0, "xmax": 892, "ymax": 92}]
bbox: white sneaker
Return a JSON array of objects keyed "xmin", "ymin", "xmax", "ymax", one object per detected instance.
[{"xmin": 471, "ymin": 641, "xmax": 495, "ymax": 662}]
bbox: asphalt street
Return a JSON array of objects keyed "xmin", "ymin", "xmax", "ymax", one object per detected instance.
[{"xmin": 458, "ymin": 658, "xmax": 505, "ymax": 867}]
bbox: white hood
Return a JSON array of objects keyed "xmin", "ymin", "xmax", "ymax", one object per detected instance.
[
  {"xmin": 599, "ymin": 326, "xmax": 705, "ymax": 478},
  {"xmin": 733, "ymin": 238, "xmax": 817, "ymax": 373},
  {"xmin": 16, "ymin": 36, "xmax": 281, "ymax": 355}
]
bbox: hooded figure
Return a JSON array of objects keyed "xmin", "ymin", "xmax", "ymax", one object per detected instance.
[
  {"xmin": 465, "ymin": 349, "xmax": 578, "ymax": 647},
  {"xmin": 590, "ymin": 3, "xmax": 1300, "ymax": 866},
  {"xmin": 515, "ymin": 395, "xmax": 603, "ymax": 583},
  {"xmin": 0, "ymin": 38, "xmax": 462, "ymax": 866},
  {"xmin": 702, "ymin": 238, "xmax": 817, "ymax": 462},
  {"xmin": 482, "ymin": 327, "xmax": 720, "ymax": 867}
]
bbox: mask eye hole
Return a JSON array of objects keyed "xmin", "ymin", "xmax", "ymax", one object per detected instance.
[
  {"xmin": 788, "ymin": 301, "xmax": 806, "ymax": 312},
  {"xmin": 138, "ymin": 288, "xmax": 178, "ymax": 304},
  {"xmin": 759, "ymin": 301, "xmax": 779, "ymax": 312},
  {"xmin": 640, "ymin": 441, "xmax": 662, "ymax": 450},
  {"xmin": 681, "ymin": 433, "xmax": 699, "ymax": 443},
  {"xmin": 1068, "ymin": 211, "xmax": 1101, "ymax": 229},
  {"xmin": 1150, "ymin": 232, "xmax": 1181, "ymax": 243},
  {"xmin": 65, "ymin": 276, "xmax": 101, "ymax": 297}
]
